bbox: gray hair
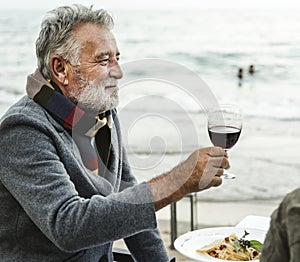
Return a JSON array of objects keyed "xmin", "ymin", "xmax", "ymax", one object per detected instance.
[{"xmin": 35, "ymin": 4, "xmax": 114, "ymax": 79}]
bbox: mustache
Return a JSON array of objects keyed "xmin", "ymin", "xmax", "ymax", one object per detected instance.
[{"xmin": 103, "ymin": 78, "xmax": 118, "ymax": 87}]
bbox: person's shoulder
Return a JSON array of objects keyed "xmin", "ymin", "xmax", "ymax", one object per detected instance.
[
  {"xmin": 279, "ymin": 188, "xmax": 300, "ymax": 218},
  {"xmin": 0, "ymin": 95, "xmax": 58, "ymax": 132},
  {"xmin": 284, "ymin": 187, "xmax": 300, "ymax": 205},
  {"xmin": 1, "ymin": 96, "xmax": 43, "ymax": 122}
]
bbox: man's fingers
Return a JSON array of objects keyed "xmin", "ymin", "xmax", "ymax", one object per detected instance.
[
  {"xmin": 211, "ymin": 177, "xmax": 223, "ymax": 187},
  {"xmin": 207, "ymin": 147, "xmax": 227, "ymax": 157},
  {"xmin": 216, "ymin": 167, "xmax": 224, "ymax": 177},
  {"xmin": 209, "ymin": 156, "xmax": 230, "ymax": 169},
  {"xmin": 203, "ymin": 176, "xmax": 223, "ymax": 189}
]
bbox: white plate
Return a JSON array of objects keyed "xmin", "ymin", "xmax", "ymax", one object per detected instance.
[{"xmin": 174, "ymin": 227, "xmax": 267, "ymax": 262}]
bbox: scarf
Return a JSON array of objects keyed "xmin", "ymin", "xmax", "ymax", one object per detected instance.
[{"xmin": 33, "ymin": 83, "xmax": 112, "ymax": 175}]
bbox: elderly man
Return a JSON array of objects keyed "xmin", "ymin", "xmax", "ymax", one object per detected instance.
[{"xmin": 0, "ymin": 5, "xmax": 229, "ymax": 261}]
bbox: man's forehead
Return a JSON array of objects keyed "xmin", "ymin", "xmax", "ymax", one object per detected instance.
[
  {"xmin": 74, "ymin": 23, "xmax": 115, "ymax": 42},
  {"xmin": 74, "ymin": 23, "xmax": 118, "ymax": 54}
]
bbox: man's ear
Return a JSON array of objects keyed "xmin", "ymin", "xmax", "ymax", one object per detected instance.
[{"xmin": 50, "ymin": 55, "xmax": 69, "ymax": 86}]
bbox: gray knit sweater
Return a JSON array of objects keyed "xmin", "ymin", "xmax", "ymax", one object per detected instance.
[{"xmin": 0, "ymin": 70, "xmax": 169, "ymax": 261}]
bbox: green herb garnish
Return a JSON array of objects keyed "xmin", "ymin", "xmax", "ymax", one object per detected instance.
[
  {"xmin": 249, "ymin": 240, "xmax": 263, "ymax": 252},
  {"xmin": 236, "ymin": 230, "xmax": 263, "ymax": 253},
  {"xmin": 234, "ymin": 239, "xmax": 241, "ymax": 252},
  {"xmin": 242, "ymin": 230, "xmax": 250, "ymax": 238}
]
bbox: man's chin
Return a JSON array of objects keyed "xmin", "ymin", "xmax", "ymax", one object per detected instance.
[
  {"xmin": 96, "ymin": 98, "xmax": 119, "ymax": 114},
  {"xmin": 77, "ymin": 95, "xmax": 119, "ymax": 115}
]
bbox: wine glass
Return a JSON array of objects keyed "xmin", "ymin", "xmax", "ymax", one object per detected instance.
[{"xmin": 207, "ymin": 104, "xmax": 242, "ymax": 179}]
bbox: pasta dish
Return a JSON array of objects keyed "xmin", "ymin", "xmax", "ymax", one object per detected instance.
[{"xmin": 196, "ymin": 233, "xmax": 261, "ymax": 261}]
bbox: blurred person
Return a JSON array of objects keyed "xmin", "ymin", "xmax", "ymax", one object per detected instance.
[
  {"xmin": 237, "ymin": 68, "xmax": 243, "ymax": 87},
  {"xmin": 0, "ymin": 5, "xmax": 229, "ymax": 261},
  {"xmin": 237, "ymin": 68, "xmax": 243, "ymax": 79},
  {"xmin": 260, "ymin": 187, "xmax": 300, "ymax": 262},
  {"xmin": 248, "ymin": 64, "xmax": 255, "ymax": 74}
]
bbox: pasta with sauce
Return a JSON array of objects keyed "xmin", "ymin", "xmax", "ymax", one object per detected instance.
[{"xmin": 196, "ymin": 234, "xmax": 261, "ymax": 261}]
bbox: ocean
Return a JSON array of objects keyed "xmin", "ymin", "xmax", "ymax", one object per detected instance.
[{"xmin": 0, "ymin": 8, "xmax": 299, "ymax": 203}]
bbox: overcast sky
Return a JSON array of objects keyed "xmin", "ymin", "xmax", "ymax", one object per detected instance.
[{"xmin": 1, "ymin": 0, "xmax": 300, "ymax": 10}]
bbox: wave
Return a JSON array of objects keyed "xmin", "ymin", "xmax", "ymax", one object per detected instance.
[
  {"xmin": 127, "ymin": 150, "xmax": 192, "ymax": 155},
  {"xmin": 119, "ymin": 105, "xmax": 300, "ymax": 122}
]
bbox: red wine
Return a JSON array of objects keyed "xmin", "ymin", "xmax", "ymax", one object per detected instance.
[{"xmin": 208, "ymin": 126, "xmax": 241, "ymax": 149}]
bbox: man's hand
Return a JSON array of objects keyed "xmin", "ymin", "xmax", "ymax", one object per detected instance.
[
  {"xmin": 181, "ymin": 147, "xmax": 229, "ymax": 192},
  {"xmin": 147, "ymin": 147, "xmax": 229, "ymax": 211}
]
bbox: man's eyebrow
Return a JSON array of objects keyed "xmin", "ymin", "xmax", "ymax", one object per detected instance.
[{"xmin": 96, "ymin": 51, "xmax": 120, "ymax": 58}]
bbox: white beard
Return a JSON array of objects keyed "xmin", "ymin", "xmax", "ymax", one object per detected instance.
[{"xmin": 69, "ymin": 72, "xmax": 119, "ymax": 115}]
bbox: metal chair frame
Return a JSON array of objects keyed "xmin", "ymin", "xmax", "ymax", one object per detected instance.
[{"xmin": 170, "ymin": 193, "xmax": 198, "ymax": 249}]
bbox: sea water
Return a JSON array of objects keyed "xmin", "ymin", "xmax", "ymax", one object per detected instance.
[{"xmin": 0, "ymin": 8, "xmax": 299, "ymax": 202}]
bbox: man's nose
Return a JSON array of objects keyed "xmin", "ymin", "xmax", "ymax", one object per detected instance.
[{"xmin": 109, "ymin": 60, "xmax": 123, "ymax": 79}]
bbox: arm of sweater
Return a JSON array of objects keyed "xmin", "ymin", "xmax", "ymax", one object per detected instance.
[
  {"xmin": 119, "ymin": 146, "xmax": 169, "ymax": 261},
  {"xmin": 287, "ymin": 189, "xmax": 300, "ymax": 261},
  {"xmin": 260, "ymin": 188, "xmax": 300, "ymax": 262},
  {"xmin": 124, "ymin": 229, "xmax": 169, "ymax": 262},
  {"xmin": 0, "ymin": 115, "xmax": 157, "ymax": 252}
]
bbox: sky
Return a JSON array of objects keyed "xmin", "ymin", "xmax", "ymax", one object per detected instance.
[{"xmin": 1, "ymin": 0, "xmax": 300, "ymax": 10}]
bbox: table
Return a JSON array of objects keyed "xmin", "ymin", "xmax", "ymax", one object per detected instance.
[{"xmin": 235, "ymin": 215, "xmax": 271, "ymax": 231}]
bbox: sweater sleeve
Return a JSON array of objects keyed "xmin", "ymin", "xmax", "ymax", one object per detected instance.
[
  {"xmin": 124, "ymin": 228, "xmax": 170, "ymax": 262},
  {"xmin": 120, "ymin": 145, "xmax": 170, "ymax": 261},
  {"xmin": 260, "ymin": 188, "xmax": 300, "ymax": 262},
  {"xmin": 0, "ymin": 113, "xmax": 157, "ymax": 252},
  {"xmin": 285, "ymin": 189, "xmax": 300, "ymax": 262}
]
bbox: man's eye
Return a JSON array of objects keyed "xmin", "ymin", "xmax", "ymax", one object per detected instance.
[
  {"xmin": 99, "ymin": 59, "xmax": 109, "ymax": 65},
  {"xmin": 96, "ymin": 56, "xmax": 120, "ymax": 65}
]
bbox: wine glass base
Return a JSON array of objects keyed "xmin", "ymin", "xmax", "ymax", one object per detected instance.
[{"xmin": 222, "ymin": 173, "xmax": 236, "ymax": 179}]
